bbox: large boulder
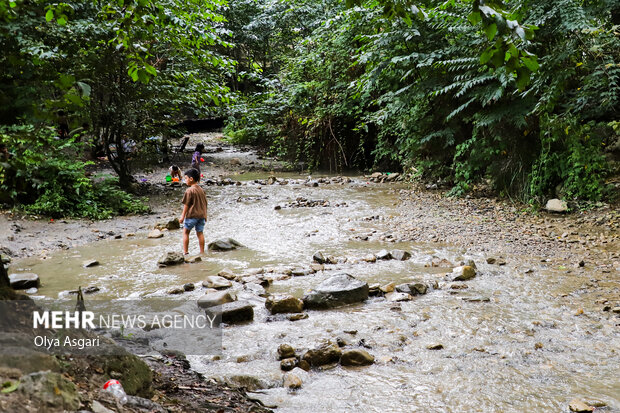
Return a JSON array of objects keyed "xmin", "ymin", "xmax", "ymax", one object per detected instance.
[
  {"xmin": 340, "ymin": 349, "xmax": 375, "ymax": 366},
  {"xmin": 303, "ymin": 273, "xmax": 369, "ymax": 309},
  {"xmin": 197, "ymin": 291, "xmax": 235, "ymax": 308},
  {"xmin": 215, "ymin": 301, "xmax": 254, "ymax": 323},
  {"xmin": 545, "ymin": 198, "xmax": 568, "ymax": 213},
  {"xmin": 301, "ymin": 342, "xmax": 342, "ymax": 367},
  {"xmin": 208, "ymin": 238, "xmax": 244, "ymax": 251},
  {"xmin": 157, "ymin": 252, "xmax": 185, "ymax": 267},
  {"xmin": 265, "ymin": 295, "xmax": 304, "ymax": 314},
  {"xmin": 8, "ymin": 273, "xmax": 40, "ymax": 290}
]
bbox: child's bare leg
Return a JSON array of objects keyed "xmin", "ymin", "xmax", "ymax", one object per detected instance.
[
  {"xmin": 182, "ymin": 228, "xmax": 191, "ymax": 254},
  {"xmin": 196, "ymin": 231, "xmax": 205, "ymax": 254}
]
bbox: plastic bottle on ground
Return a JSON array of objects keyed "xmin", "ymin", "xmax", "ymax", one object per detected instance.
[{"xmin": 103, "ymin": 379, "xmax": 128, "ymax": 404}]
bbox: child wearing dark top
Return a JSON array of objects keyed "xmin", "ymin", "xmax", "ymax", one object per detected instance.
[
  {"xmin": 179, "ymin": 168, "xmax": 208, "ymax": 255},
  {"xmin": 191, "ymin": 143, "xmax": 205, "ymax": 173}
]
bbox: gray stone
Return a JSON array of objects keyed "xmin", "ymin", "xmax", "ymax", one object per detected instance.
[
  {"xmin": 83, "ymin": 286, "xmax": 100, "ymax": 294},
  {"xmin": 197, "ymin": 291, "xmax": 235, "ymax": 308},
  {"xmin": 303, "ymin": 273, "xmax": 369, "ymax": 309},
  {"xmin": 202, "ymin": 275, "xmax": 232, "ymax": 289},
  {"xmin": 83, "ymin": 259, "xmax": 100, "ymax": 268},
  {"xmin": 386, "ymin": 292, "xmax": 412, "ymax": 302},
  {"xmin": 546, "ymin": 198, "xmax": 568, "ymax": 213},
  {"xmin": 25, "ymin": 287, "xmax": 38, "ymax": 294},
  {"xmin": 376, "ymin": 249, "xmax": 391, "ymax": 260},
  {"xmin": 390, "ymin": 250, "xmax": 411, "ymax": 261},
  {"xmin": 218, "ymin": 268, "xmax": 237, "ymax": 280},
  {"xmin": 167, "ymin": 287, "xmax": 185, "ymax": 295},
  {"xmin": 244, "ymin": 282, "xmax": 266, "ymax": 296},
  {"xmin": 184, "ymin": 255, "xmax": 202, "ymax": 263},
  {"xmin": 340, "ymin": 349, "xmax": 374, "ymax": 366},
  {"xmin": 183, "ymin": 283, "xmax": 195, "ymax": 291},
  {"xmin": 208, "ymin": 238, "xmax": 244, "ymax": 251},
  {"xmin": 395, "ymin": 282, "xmax": 427, "ymax": 295},
  {"xmin": 266, "ymin": 295, "xmax": 304, "ymax": 314},
  {"xmin": 8, "ymin": 273, "xmax": 40, "ymax": 290},
  {"xmin": 362, "ymin": 254, "xmax": 377, "ymax": 263},
  {"xmin": 147, "ymin": 229, "xmax": 164, "ymax": 239},
  {"xmin": 216, "ymin": 301, "xmax": 254, "ymax": 323},
  {"xmin": 287, "ymin": 313, "xmax": 308, "ymax": 321},
  {"xmin": 427, "ymin": 343, "xmax": 444, "ymax": 350},
  {"xmin": 302, "ymin": 342, "xmax": 342, "ymax": 367},
  {"xmin": 158, "ymin": 251, "xmax": 185, "ymax": 267},
  {"xmin": 313, "ymin": 251, "xmax": 326, "ymax": 264},
  {"xmin": 451, "ymin": 265, "xmax": 476, "ymax": 281},
  {"xmin": 277, "ymin": 344, "xmax": 296, "ymax": 360},
  {"xmin": 18, "ymin": 371, "xmax": 80, "ymax": 410}
]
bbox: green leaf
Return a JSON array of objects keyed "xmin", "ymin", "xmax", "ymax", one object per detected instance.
[
  {"xmin": 468, "ymin": 11, "xmax": 481, "ymax": 26},
  {"xmin": 1, "ymin": 381, "xmax": 19, "ymax": 393},
  {"xmin": 9, "ymin": 1, "xmax": 16, "ymax": 8},
  {"xmin": 480, "ymin": 48, "xmax": 493, "ymax": 64},
  {"xmin": 521, "ymin": 56, "xmax": 539, "ymax": 72},
  {"xmin": 45, "ymin": 9, "xmax": 54, "ymax": 21},
  {"xmin": 485, "ymin": 23, "xmax": 497, "ymax": 41},
  {"xmin": 515, "ymin": 68, "xmax": 531, "ymax": 90},
  {"xmin": 57, "ymin": 16, "xmax": 67, "ymax": 26}
]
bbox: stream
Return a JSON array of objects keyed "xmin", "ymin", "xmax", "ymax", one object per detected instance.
[{"xmin": 10, "ymin": 169, "xmax": 620, "ymax": 412}]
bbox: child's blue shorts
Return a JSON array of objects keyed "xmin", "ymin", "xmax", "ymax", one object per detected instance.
[{"xmin": 184, "ymin": 218, "xmax": 205, "ymax": 232}]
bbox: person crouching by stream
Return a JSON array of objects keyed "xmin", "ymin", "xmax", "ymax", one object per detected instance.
[{"xmin": 179, "ymin": 168, "xmax": 208, "ymax": 255}]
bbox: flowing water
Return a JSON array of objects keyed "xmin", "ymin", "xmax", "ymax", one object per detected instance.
[{"xmin": 11, "ymin": 172, "xmax": 620, "ymax": 412}]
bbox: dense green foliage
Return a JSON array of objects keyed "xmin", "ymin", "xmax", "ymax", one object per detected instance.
[
  {"xmin": 0, "ymin": 0, "xmax": 230, "ymax": 216},
  {"xmin": 225, "ymin": 0, "xmax": 619, "ymax": 203}
]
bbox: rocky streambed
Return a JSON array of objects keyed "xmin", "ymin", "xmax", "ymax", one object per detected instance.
[{"xmin": 1, "ymin": 134, "xmax": 619, "ymax": 412}]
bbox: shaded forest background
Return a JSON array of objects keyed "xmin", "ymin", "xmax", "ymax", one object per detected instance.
[{"xmin": 1, "ymin": 0, "xmax": 618, "ymax": 218}]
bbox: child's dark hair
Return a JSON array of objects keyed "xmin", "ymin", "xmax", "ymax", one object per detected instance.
[
  {"xmin": 184, "ymin": 168, "xmax": 200, "ymax": 182},
  {"xmin": 194, "ymin": 143, "xmax": 205, "ymax": 153},
  {"xmin": 171, "ymin": 165, "xmax": 179, "ymax": 171}
]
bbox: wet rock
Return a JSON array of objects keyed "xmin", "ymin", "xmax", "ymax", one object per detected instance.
[
  {"xmin": 451, "ymin": 265, "xmax": 476, "ymax": 281},
  {"xmin": 546, "ymin": 198, "xmax": 568, "ymax": 213},
  {"xmin": 340, "ymin": 349, "xmax": 374, "ymax": 366},
  {"xmin": 158, "ymin": 251, "xmax": 185, "ymax": 267},
  {"xmin": 244, "ymin": 282, "xmax": 266, "ymax": 297},
  {"xmin": 302, "ymin": 342, "xmax": 342, "ymax": 367},
  {"xmin": 368, "ymin": 283, "xmax": 382, "ymax": 296},
  {"xmin": 283, "ymin": 371, "xmax": 303, "ymax": 389},
  {"xmin": 376, "ymin": 249, "xmax": 391, "ymax": 260},
  {"xmin": 166, "ymin": 218, "xmax": 180, "ymax": 230},
  {"xmin": 197, "ymin": 291, "xmax": 235, "ymax": 308},
  {"xmin": 568, "ymin": 399, "xmax": 594, "ymax": 412},
  {"xmin": 83, "ymin": 286, "xmax": 100, "ymax": 294},
  {"xmin": 25, "ymin": 287, "xmax": 38, "ymax": 294},
  {"xmin": 390, "ymin": 249, "xmax": 411, "ymax": 261},
  {"xmin": 217, "ymin": 268, "xmax": 237, "ymax": 280},
  {"xmin": 292, "ymin": 268, "xmax": 314, "ymax": 277},
  {"xmin": 464, "ymin": 259, "xmax": 477, "ymax": 269},
  {"xmin": 167, "ymin": 287, "xmax": 185, "ymax": 295},
  {"xmin": 183, "ymin": 283, "xmax": 195, "ymax": 291},
  {"xmin": 83, "ymin": 259, "xmax": 100, "ymax": 268},
  {"xmin": 386, "ymin": 172, "xmax": 400, "ymax": 181},
  {"xmin": 147, "ymin": 229, "xmax": 164, "ymax": 239},
  {"xmin": 431, "ymin": 257, "xmax": 453, "ymax": 268},
  {"xmin": 18, "ymin": 371, "xmax": 80, "ymax": 410},
  {"xmin": 278, "ymin": 344, "xmax": 296, "ymax": 360},
  {"xmin": 297, "ymin": 360, "xmax": 310, "ymax": 371},
  {"xmin": 362, "ymin": 254, "xmax": 377, "ymax": 263},
  {"xmin": 184, "ymin": 255, "xmax": 202, "ymax": 263},
  {"xmin": 216, "ymin": 301, "xmax": 254, "ymax": 323},
  {"xmin": 386, "ymin": 292, "xmax": 412, "ymax": 302},
  {"xmin": 266, "ymin": 294, "xmax": 304, "ymax": 314},
  {"xmin": 395, "ymin": 282, "xmax": 427, "ymax": 295},
  {"xmin": 310, "ymin": 263, "xmax": 324, "ymax": 272},
  {"xmin": 280, "ymin": 358, "xmax": 297, "ymax": 371},
  {"xmin": 426, "ymin": 343, "xmax": 444, "ymax": 350},
  {"xmin": 208, "ymin": 238, "xmax": 244, "ymax": 251},
  {"xmin": 288, "ymin": 313, "xmax": 309, "ymax": 321},
  {"xmin": 313, "ymin": 251, "xmax": 326, "ymax": 264},
  {"xmin": 202, "ymin": 275, "xmax": 232, "ymax": 289},
  {"xmin": 380, "ymin": 283, "xmax": 395, "ymax": 293},
  {"xmin": 486, "ymin": 257, "xmax": 497, "ymax": 264},
  {"xmin": 303, "ymin": 273, "xmax": 369, "ymax": 309},
  {"xmin": 8, "ymin": 273, "xmax": 40, "ymax": 289}
]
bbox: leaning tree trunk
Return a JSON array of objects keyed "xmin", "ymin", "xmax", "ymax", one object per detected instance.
[{"xmin": 102, "ymin": 127, "xmax": 136, "ymax": 191}]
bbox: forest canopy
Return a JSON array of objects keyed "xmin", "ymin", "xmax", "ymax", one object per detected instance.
[{"xmin": 1, "ymin": 0, "xmax": 618, "ymax": 217}]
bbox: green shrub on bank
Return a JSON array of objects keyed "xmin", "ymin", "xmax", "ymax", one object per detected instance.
[{"xmin": 1, "ymin": 125, "xmax": 148, "ymax": 219}]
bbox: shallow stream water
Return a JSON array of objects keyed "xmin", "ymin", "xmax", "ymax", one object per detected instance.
[{"xmin": 12, "ymin": 172, "xmax": 620, "ymax": 412}]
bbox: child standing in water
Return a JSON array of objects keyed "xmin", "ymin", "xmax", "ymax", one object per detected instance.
[
  {"xmin": 179, "ymin": 168, "xmax": 208, "ymax": 255},
  {"xmin": 191, "ymin": 143, "xmax": 205, "ymax": 173}
]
